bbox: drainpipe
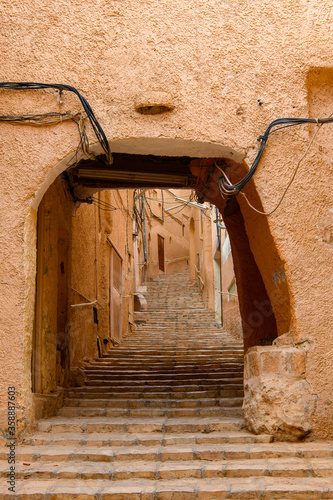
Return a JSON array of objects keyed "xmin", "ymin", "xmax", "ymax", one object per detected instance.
[
  {"xmin": 215, "ymin": 207, "xmax": 223, "ymax": 326},
  {"xmin": 215, "ymin": 207, "xmax": 220, "ymax": 250},
  {"xmin": 142, "ymin": 194, "xmax": 147, "ymax": 266},
  {"xmin": 161, "ymin": 189, "xmax": 164, "ymax": 222}
]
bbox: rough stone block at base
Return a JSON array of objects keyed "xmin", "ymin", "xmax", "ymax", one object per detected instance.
[{"xmin": 243, "ymin": 344, "xmax": 317, "ymax": 441}]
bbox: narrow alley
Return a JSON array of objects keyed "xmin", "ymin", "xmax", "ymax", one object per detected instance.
[
  {"xmin": 1, "ymin": 2, "xmax": 333, "ymax": 497},
  {"xmin": 2, "ymin": 272, "xmax": 333, "ymax": 498}
]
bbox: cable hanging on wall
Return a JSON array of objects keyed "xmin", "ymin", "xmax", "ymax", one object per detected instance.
[
  {"xmin": 219, "ymin": 115, "xmax": 333, "ymax": 200},
  {"xmin": 0, "ymin": 82, "xmax": 112, "ymax": 164}
]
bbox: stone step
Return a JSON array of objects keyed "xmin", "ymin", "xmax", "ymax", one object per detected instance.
[
  {"xmin": 23, "ymin": 430, "xmax": 271, "ymax": 447},
  {"xmin": 101, "ymin": 349, "xmax": 243, "ymax": 355},
  {"xmin": 3, "ymin": 477, "xmax": 333, "ymax": 498},
  {"xmin": 122, "ymin": 329, "xmax": 233, "ymax": 332},
  {"xmin": 67, "ymin": 389, "xmax": 244, "ymax": 399},
  {"xmin": 63, "ymin": 397, "xmax": 244, "ymax": 408},
  {"xmin": 85, "ymin": 364, "xmax": 244, "ymax": 370},
  {"xmin": 84, "ymin": 371, "xmax": 244, "ymax": 380},
  {"xmin": 97, "ymin": 355, "xmax": 243, "ymax": 361},
  {"xmin": 125, "ymin": 340, "xmax": 239, "ymax": 344},
  {"xmin": 85, "ymin": 365, "xmax": 244, "ymax": 371},
  {"xmin": 140, "ymin": 305, "xmax": 213, "ymax": 309},
  {"xmin": 14, "ymin": 271, "xmax": 259, "ymax": 498},
  {"xmin": 3, "ymin": 442, "xmax": 333, "ymax": 463},
  {"xmin": 36, "ymin": 416, "xmax": 245, "ymax": 434},
  {"xmin": 57, "ymin": 406, "xmax": 244, "ymax": 418},
  {"xmin": 121, "ymin": 341, "xmax": 236, "ymax": 344},
  {"xmin": 95, "ymin": 353, "xmax": 244, "ymax": 358},
  {"xmin": 79, "ymin": 382, "xmax": 244, "ymax": 392},
  {"xmin": 84, "ymin": 377, "xmax": 244, "ymax": 387},
  {"xmin": 4, "ymin": 457, "xmax": 333, "ymax": 481},
  {"xmin": 95, "ymin": 359, "xmax": 243, "ymax": 364},
  {"xmin": 104, "ymin": 355, "xmax": 241, "ymax": 360},
  {"xmin": 102, "ymin": 348, "xmax": 242, "ymax": 351},
  {"xmin": 88, "ymin": 358, "xmax": 244, "ymax": 363}
]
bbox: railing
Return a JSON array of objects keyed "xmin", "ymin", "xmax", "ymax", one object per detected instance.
[
  {"xmin": 194, "ymin": 264, "xmax": 205, "ymax": 292},
  {"xmin": 218, "ymin": 291, "xmax": 239, "ymax": 300},
  {"xmin": 70, "ymin": 288, "xmax": 104, "ymax": 309}
]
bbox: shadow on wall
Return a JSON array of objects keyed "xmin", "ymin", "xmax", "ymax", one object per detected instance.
[{"xmin": 190, "ymin": 159, "xmax": 292, "ymax": 350}]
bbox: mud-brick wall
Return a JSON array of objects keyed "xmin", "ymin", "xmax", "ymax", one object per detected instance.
[
  {"xmin": 69, "ymin": 189, "xmax": 135, "ymax": 372},
  {"xmin": 145, "ymin": 189, "xmax": 191, "ymax": 278},
  {"xmin": 33, "ymin": 177, "xmax": 73, "ymax": 397}
]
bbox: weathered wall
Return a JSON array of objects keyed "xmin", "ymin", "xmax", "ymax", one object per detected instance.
[
  {"xmin": 33, "ymin": 177, "xmax": 73, "ymax": 395},
  {"xmin": 221, "ymin": 232, "xmax": 243, "ymax": 341},
  {"xmin": 144, "ymin": 189, "xmax": 218, "ymax": 312},
  {"xmin": 30, "ymin": 182, "xmax": 135, "ymax": 417},
  {"xmin": 198, "ymin": 209, "xmax": 216, "ymax": 310},
  {"xmin": 69, "ymin": 189, "xmax": 134, "ymax": 369},
  {"xmin": 145, "ymin": 190, "xmax": 191, "ymax": 277},
  {"xmin": 0, "ymin": 0, "xmax": 332, "ymax": 438}
]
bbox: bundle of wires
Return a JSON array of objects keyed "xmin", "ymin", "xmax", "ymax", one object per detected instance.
[
  {"xmin": 0, "ymin": 82, "xmax": 112, "ymax": 163},
  {"xmin": 0, "ymin": 112, "xmax": 80, "ymax": 125},
  {"xmin": 219, "ymin": 116, "xmax": 333, "ymax": 198}
]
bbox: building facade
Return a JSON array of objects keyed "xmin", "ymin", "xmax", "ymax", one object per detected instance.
[{"xmin": 0, "ymin": 0, "xmax": 332, "ymax": 440}]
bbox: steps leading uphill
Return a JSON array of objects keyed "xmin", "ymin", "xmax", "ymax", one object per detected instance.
[{"xmin": 2, "ymin": 271, "xmax": 333, "ymax": 498}]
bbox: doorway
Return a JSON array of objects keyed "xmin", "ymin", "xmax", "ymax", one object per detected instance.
[
  {"xmin": 158, "ymin": 234, "xmax": 165, "ymax": 272},
  {"xmin": 109, "ymin": 242, "xmax": 123, "ymax": 343}
]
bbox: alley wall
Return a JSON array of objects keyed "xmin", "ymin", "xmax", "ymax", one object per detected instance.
[{"xmin": 0, "ymin": 0, "xmax": 332, "ymax": 438}]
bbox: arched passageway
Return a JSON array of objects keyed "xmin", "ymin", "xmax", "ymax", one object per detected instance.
[
  {"xmin": 32, "ymin": 145, "xmax": 291, "ymax": 394},
  {"xmin": 62, "ymin": 151, "xmax": 291, "ymax": 350},
  {"xmin": 28, "ymin": 138, "xmax": 300, "ymax": 443}
]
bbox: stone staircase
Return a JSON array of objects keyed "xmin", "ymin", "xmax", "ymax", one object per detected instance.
[{"xmin": 2, "ymin": 271, "xmax": 333, "ymax": 498}]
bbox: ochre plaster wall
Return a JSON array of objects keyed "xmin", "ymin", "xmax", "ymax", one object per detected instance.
[
  {"xmin": 69, "ymin": 189, "xmax": 134, "ymax": 369},
  {"xmin": 143, "ymin": 189, "xmax": 218, "ymax": 313},
  {"xmin": 33, "ymin": 177, "xmax": 73, "ymax": 395},
  {"xmin": 221, "ymin": 238, "xmax": 243, "ymax": 342},
  {"xmin": 0, "ymin": 0, "xmax": 332, "ymax": 438},
  {"xmin": 145, "ymin": 190, "xmax": 191, "ymax": 278}
]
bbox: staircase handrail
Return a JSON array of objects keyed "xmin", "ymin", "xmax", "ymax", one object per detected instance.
[{"xmin": 194, "ymin": 264, "xmax": 205, "ymax": 292}]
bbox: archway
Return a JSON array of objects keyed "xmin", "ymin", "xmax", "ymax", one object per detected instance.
[{"xmin": 29, "ymin": 137, "xmax": 292, "ymax": 420}]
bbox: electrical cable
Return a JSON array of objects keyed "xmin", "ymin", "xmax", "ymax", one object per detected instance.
[
  {"xmin": 239, "ymin": 122, "xmax": 323, "ymax": 216},
  {"xmin": 90, "ymin": 196, "xmax": 117, "ymax": 211},
  {"xmin": 0, "ymin": 82, "xmax": 112, "ymax": 163},
  {"xmin": 0, "ymin": 112, "xmax": 81, "ymax": 125},
  {"xmin": 218, "ymin": 115, "xmax": 333, "ymax": 198},
  {"xmin": 144, "ymin": 195, "xmax": 164, "ymax": 222}
]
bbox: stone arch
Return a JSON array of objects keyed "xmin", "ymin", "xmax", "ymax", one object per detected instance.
[{"xmin": 28, "ymin": 136, "xmax": 291, "ymax": 358}]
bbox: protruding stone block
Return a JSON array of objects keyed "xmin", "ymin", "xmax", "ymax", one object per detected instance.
[
  {"xmin": 243, "ymin": 343, "xmax": 317, "ymax": 441},
  {"xmin": 248, "ymin": 351, "xmax": 260, "ymax": 378}
]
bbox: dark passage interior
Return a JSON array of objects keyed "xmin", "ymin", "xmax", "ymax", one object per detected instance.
[{"xmin": 62, "ymin": 153, "xmax": 290, "ymax": 349}]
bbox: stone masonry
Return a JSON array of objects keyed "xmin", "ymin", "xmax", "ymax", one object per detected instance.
[{"xmin": 243, "ymin": 333, "xmax": 317, "ymax": 441}]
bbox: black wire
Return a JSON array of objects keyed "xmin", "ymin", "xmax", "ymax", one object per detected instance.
[
  {"xmin": 91, "ymin": 196, "xmax": 117, "ymax": 211},
  {"xmin": 144, "ymin": 195, "xmax": 164, "ymax": 222},
  {"xmin": 219, "ymin": 116, "xmax": 333, "ymax": 198},
  {"xmin": 0, "ymin": 112, "xmax": 77, "ymax": 123},
  {"xmin": 0, "ymin": 82, "xmax": 112, "ymax": 163}
]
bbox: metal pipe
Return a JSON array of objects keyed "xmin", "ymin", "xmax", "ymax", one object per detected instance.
[{"xmin": 142, "ymin": 194, "xmax": 147, "ymax": 264}]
